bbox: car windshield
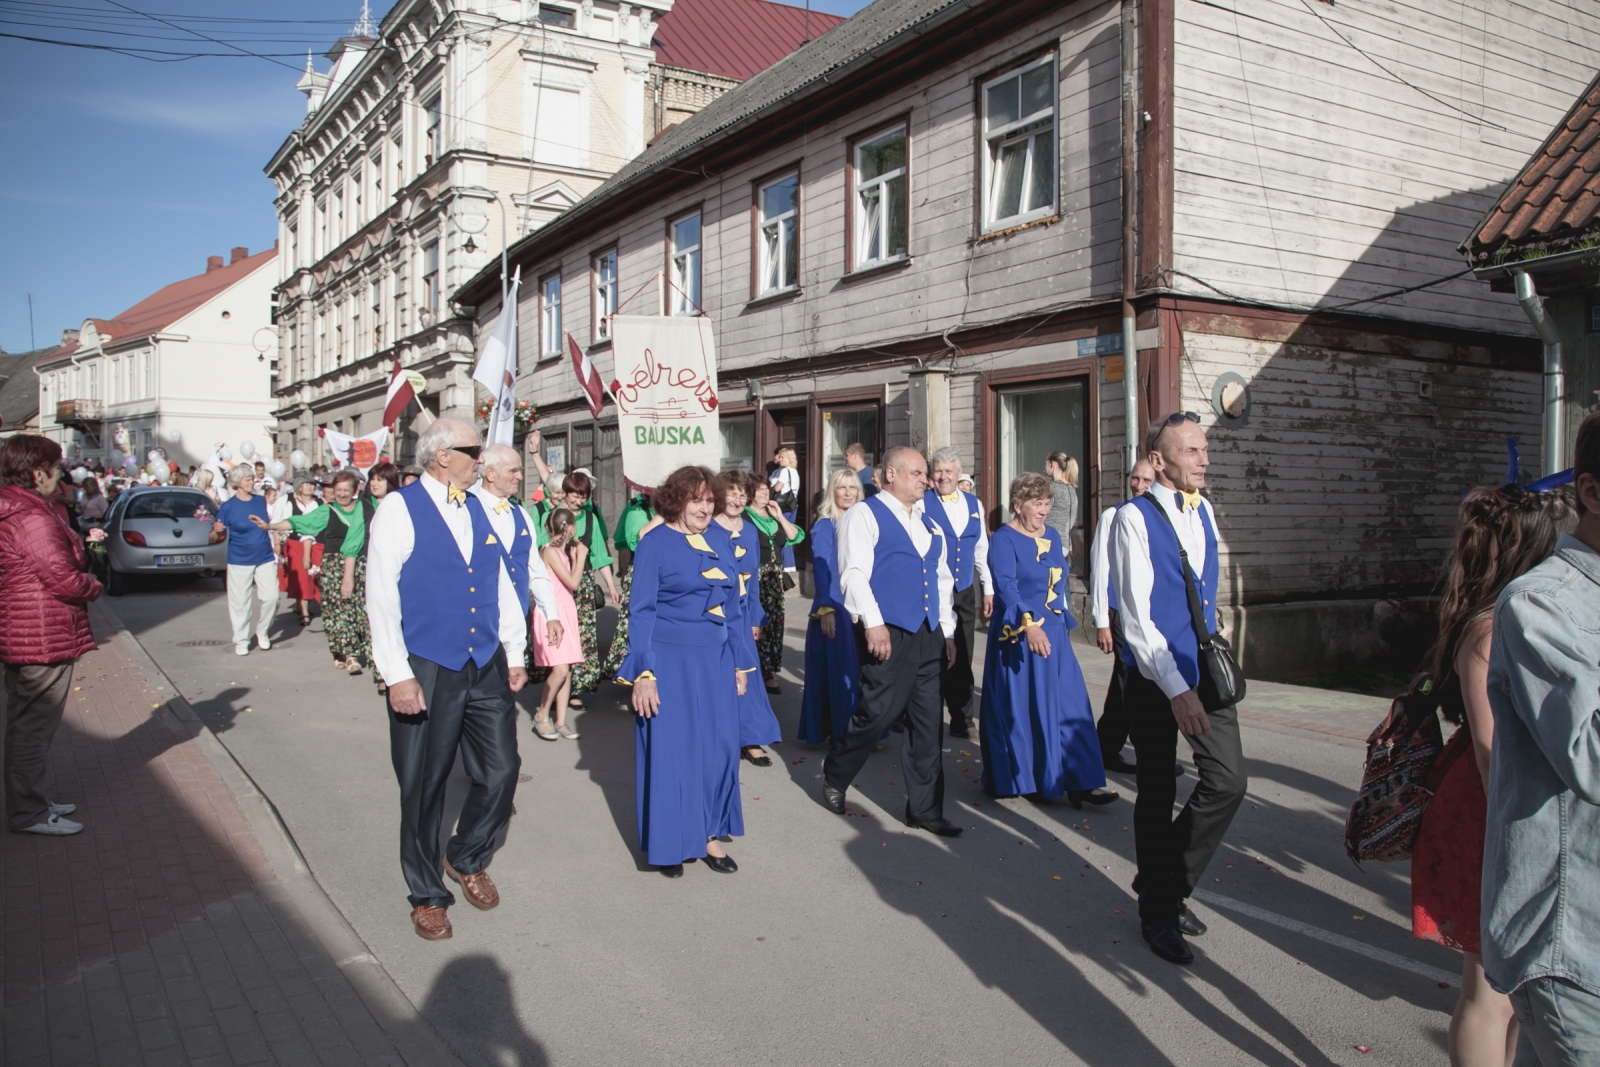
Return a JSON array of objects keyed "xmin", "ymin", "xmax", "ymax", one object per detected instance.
[{"xmin": 124, "ymin": 491, "xmax": 215, "ymax": 522}]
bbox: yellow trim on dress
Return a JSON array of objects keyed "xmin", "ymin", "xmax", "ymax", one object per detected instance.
[
  {"xmin": 686, "ymin": 533, "xmax": 714, "ymax": 553},
  {"xmin": 1045, "ymin": 566, "xmax": 1064, "ymax": 612},
  {"xmin": 707, "ymin": 604, "xmax": 726, "ymax": 618},
  {"xmin": 810, "ymin": 605, "xmax": 836, "ymax": 619},
  {"xmin": 701, "ymin": 567, "xmax": 729, "ymax": 580},
  {"xmin": 614, "ymin": 669, "xmax": 656, "ymax": 687},
  {"xmin": 999, "ymin": 613, "xmax": 1045, "ymax": 642},
  {"xmin": 1033, "ymin": 536, "xmax": 1051, "ymax": 561}
]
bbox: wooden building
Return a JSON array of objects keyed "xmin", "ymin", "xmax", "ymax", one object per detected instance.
[{"xmin": 457, "ymin": 0, "xmax": 1600, "ymax": 680}]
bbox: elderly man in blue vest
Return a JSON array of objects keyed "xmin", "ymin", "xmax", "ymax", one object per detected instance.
[
  {"xmin": 823, "ymin": 446, "xmax": 961, "ymax": 836},
  {"xmin": 367, "ymin": 417, "xmax": 532, "ymax": 942},
  {"xmin": 472, "ymin": 443, "xmax": 562, "ymax": 642},
  {"xmin": 924, "ymin": 447, "xmax": 992, "ymax": 739},
  {"xmin": 1111, "ymin": 414, "xmax": 1247, "ymax": 964}
]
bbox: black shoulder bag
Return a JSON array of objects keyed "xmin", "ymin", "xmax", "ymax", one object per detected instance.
[{"xmin": 1147, "ymin": 501, "xmax": 1246, "ymax": 712}]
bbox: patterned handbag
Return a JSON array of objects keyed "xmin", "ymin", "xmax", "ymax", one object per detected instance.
[{"xmin": 1344, "ymin": 674, "xmax": 1445, "ymax": 867}]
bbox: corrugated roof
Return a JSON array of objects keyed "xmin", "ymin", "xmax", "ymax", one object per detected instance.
[
  {"xmin": 653, "ymin": 0, "xmax": 846, "ymax": 81},
  {"xmin": 1467, "ymin": 69, "xmax": 1600, "ymax": 257},
  {"xmin": 39, "ymin": 247, "xmax": 277, "ymax": 365}
]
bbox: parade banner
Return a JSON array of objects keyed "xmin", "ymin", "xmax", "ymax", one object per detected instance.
[
  {"xmin": 608, "ymin": 315, "xmax": 719, "ymax": 489},
  {"xmin": 320, "ymin": 426, "xmax": 388, "ymax": 474}
]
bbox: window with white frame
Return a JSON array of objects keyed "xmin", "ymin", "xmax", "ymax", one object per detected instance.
[
  {"xmin": 316, "ymin": 197, "xmax": 328, "ymax": 258},
  {"xmin": 316, "ymin": 312, "xmax": 327, "ymax": 375},
  {"xmin": 392, "ymin": 264, "xmax": 406, "ymax": 337},
  {"xmin": 540, "ymin": 273, "xmax": 562, "ymax": 358},
  {"xmin": 351, "ymin": 164, "xmax": 363, "ymax": 225},
  {"xmin": 593, "ymin": 249, "xmax": 617, "ymax": 341},
  {"xmin": 757, "ymin": 173, "xmax": 799, "ymax": 295},
  {"xmin": 371, "ymin": 281, "xmax": 383, "ymax": 351},
  {"xmin": 335, "ymin": 300, "xmax": 346, "ymax": 366},
  {"xmin": 669, "ymin": 211, "xmax": 702, "ymax": 314},
  {"xmin": 538, "ymin": 3, "xmax": 575, "ymax": 28},
  {"xmin": 333, "ymin": 186, "xmax": 345, "ymax": 244},
  {"xmin": 854, "ymin": 125, "xmax": 908, "ymax": 268},
  {"xmin": 370, "ymin": 149, "xmax": 382, "ymax": 204},
  {"xmin": 424, "ymin": 95, "xmax": 442, "ymax": 165},
  {"xmin": 391, "ymin": 127, "xmax": 405, "ymax": 187},
  {"xmin": 981, "ymin": 54, "xmax": 1057, "ymax": 231},
  {"xmin": 421, "ymin": 241, "xmax": 440, "ymax": 316},
  {"xmin": 350, "ymin": 300, "xmax": 361, "ymax": 364},
  {"xmin": 142, "ymin": 350, "xmax": 152, "ymax": 397}
]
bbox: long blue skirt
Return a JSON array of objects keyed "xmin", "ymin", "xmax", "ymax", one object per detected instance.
[
  {"xmin": 797, "ymin": 614, "xmax": 859, "ymax": 744},
  {"xmin": 635, "ymin": 638, "xmax": 744, "ymax": 866},
  {"xmin": 978, "ymin": 616, "xmax": 1106, "ymax": 797},
  {"xmin": 734, "ymin": 625, "xmax": 782, "ymax": 747}
]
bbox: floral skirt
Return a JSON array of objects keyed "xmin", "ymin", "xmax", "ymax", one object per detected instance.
[
  {"xmin": 320, "ymin": 559, "xmax": 380, "ymax": 683},
  {"xmin": 757, "ymin": 564, "xmax": 785, "ymax": 679},
  {"xmin": 600, "ymin": 567, "xmax": 634, "ymax": 681},
  {"xmin": 568, "ymin": 569, "xmax": 604, "ymax": 694}
]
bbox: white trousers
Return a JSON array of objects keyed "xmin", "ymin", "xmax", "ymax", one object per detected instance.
[{"xmin": 227, "ymin": 562, "xmax": 279, "ymax": 646}]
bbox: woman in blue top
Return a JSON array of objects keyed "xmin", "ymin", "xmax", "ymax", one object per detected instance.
[
  {"xmin": 798, "ymin": 469, "xmax": 862, "ymax": 744},
  {"xmin": 980, "ymin": 472, "xmax": 1116, "ymax": 808},
  {"xmin": 211, "ymin": 466, "xmax": 277, "ymax": 657},
  {"xmin": 715, "ymin": 470, "xmax": 782, "ymax": 766},
  {"xmin": 618, "ymin": 466, "xmax": 755, "ymax": 877}
]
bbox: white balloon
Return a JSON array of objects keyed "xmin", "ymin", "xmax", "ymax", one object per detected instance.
[
  {"xmin": 147, "ymin": 450, "xmax": 162, "ymax": 463},
  {"xmin": 267, "ymin": 459, "xmax": 287, "ymax": 480},
  {"xmin": 71, "ymin": 467, "xmax": 91, "ymax": 484},
  {"xmin": 167, "ymin": 428, "xmax": 182, "ymax": 444},
  {"xmin": 289, "ymin": 449, "xmax": 308, "ymax": 469},
  {"xmin": 123, "ymin": 455, "xmax": 139, "ymax": 470},
  {"xmin": 239, "ymin": 440, "xmax": 256, "ymax": 460},
  {"xmin": 219, "ymin": 447, "xmax": 232, "ymax": 462}
]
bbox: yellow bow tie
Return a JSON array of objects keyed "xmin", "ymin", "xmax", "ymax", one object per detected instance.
[
  {"xmin": 1179, "ymin": 490, "xmax": 1201, "ymax": 512},
  {"xmin": 446, "ymin": 485, "xmax": 467, "ymax": 507},
  {"xmin": 939, "ymin": 491, "xmax": 961, "ymax": 503},
  {"xmin": 492, "ymin": 500, "xmax": 511, "ymax": 514}
]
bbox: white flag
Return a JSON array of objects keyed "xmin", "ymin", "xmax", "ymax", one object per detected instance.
[{"xmin": 472, "ymin": 267, "xmax": 521, "ymax": 447}]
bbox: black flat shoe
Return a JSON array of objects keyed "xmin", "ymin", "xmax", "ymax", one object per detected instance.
[
  {"xmin": 658, "ymin": 864, "xmax": 684, "ymax": 878},
  {"xmin": 1104, "ymin": 753, "xmax": 1138, "ymax": 774},
  {"xmin": 948, "ymin": 722, "xmax": 972, "ymax": 739},
  {"xmin": 763, "ymin": 679, "xmax": 780, "ymax": 694},
  {"xmin": 702, "ymin": 854, "xmax": 738, "ymax": 873},
  {"xmin": 1067, "ymin": 790, "xmax": 1120, "ymax": 809},
  {"xmin": 741, "ymin": 748, "xmax": 773, "ymax": 767},
  {"xmin": 822, "ymin": 785, "xmax": 847, "ymax": 814},
  {"xmin": 1142, "ymin": 922, "xmax": 1194, "ymax": 964},
  {"xmin": 1178, "ymin": 901, "xmax": 1207, "ymax": 937},
  {"xmin": 906, "ymin": 815, "xmax": 964, "ymax": 837}
]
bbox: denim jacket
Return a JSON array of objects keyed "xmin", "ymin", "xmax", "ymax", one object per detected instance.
[{"xmin": 1483, "ymin": 534, "xmax": 1600, "ymax": 996}]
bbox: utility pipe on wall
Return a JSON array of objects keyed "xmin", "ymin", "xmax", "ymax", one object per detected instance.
[
  {"xmin": 1513, "ymin": 271, "xmax": 1565, "ymax": 477},
  {"xmin": 1120, "ymin": 0, "xmax": 1140, "ymax": 494}
]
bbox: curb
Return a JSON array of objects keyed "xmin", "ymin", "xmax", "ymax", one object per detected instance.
[{"xmin": 90, "ymin": 599, "xmax": 465, "ymax": 1067}]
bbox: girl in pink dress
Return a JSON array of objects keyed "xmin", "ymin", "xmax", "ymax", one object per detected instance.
[{"xmin": 533, "ymin": 508, "xmax": 585, "ymax": 741}]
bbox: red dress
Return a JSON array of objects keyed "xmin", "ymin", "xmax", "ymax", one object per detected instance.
[{"xmin": 1410, "ymin": 681, "xmax": 1485, "ymax": 954}]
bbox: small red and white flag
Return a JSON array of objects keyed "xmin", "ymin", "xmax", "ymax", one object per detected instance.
[
  {"xmin": 381, "ymin": 357, "xmax": 425, "ymax": 428},
  {"xmin": 566, "ymin": 333, "xmax": 607, "ymax": 418}
]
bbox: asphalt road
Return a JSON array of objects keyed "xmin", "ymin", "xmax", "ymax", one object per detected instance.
[{"xmin": 106, "ymin": 574, "xmax": 1459, "ymax": 1067}]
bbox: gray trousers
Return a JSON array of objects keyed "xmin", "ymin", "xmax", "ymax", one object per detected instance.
[{"xmin": 5, "ymin": 661, "xmax": 75, "ymax": 830}]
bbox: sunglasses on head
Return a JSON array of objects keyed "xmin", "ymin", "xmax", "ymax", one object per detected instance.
[
  {"xmin": 449, "ymin": 445, "xmax": 483, "ymax": 460},
  {"xmin": 1162, "ymin": 411, "xmax": 1202, "ymax": 427}
]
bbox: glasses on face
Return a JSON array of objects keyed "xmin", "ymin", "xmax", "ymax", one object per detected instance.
[{"xmin": 449, "ymin": 445, "xmax": 483, "ymax": 460}]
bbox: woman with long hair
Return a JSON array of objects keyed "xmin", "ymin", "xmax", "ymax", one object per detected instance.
[
  {"xmin": 1044, "ymin": 450, "xmax": 1080, "ymax": 566},
  {"xmin": 797, "ymin": 468, "xmax": 861, "ymax": 744},
  {"xmin": 531, "ymin": 508, "xmax": 586, "ymax": 741},
  {"xmin": 617, "ymin": 466, "xmax": 753, "ymax": 877},
  {"xmin": 1412, "ymin": 484, "xmax": 1572, "ymax": 1067},
  {"xmin": 743, "ymin": 478, "xmax": 803, "ymax": 693},
  {"xmin": 715, "ymin": 469, "xmax": 782, "ymax": 766}
]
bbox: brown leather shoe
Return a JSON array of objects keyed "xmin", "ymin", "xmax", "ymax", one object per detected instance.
[
  {"xmin": 443, "ymin": 859, "xmax": 500, "ymax": 910},
  {"xmin": 411, "ymin": 905, "xmax": 452, "ymax": 941}
]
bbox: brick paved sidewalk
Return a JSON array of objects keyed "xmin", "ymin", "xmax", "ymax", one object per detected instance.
[{"xmin": 1, "ymin": 605, "xmax": 456, "ymax": 1067}]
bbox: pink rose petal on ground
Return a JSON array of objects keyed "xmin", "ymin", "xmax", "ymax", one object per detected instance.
[
  {"xmin": 1354, "ymin": 1046, "xmax": 1372, "ymax": 1054},
  {"xmin": 1114, "ymin": 908, "xmax": 1124, "ymax": 915}
]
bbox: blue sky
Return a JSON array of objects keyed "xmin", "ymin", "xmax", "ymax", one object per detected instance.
[{"xmin": 0, "ymin": 0, "xmax": 870, "ymax": 355}]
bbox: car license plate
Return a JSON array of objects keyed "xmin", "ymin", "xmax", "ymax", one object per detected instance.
[{"xmin": 155, "ymin": 554, "xmax": 204, "ymax": 566}]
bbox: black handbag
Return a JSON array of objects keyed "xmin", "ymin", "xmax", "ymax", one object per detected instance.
[{"xmin": 1148, "ymin": 501, "xmax": 1246, "ymax": 712}]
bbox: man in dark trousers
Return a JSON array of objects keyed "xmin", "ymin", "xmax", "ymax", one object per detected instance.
[
  {"xmin": 1089, "ymin": 458, "xmax": 1155, "ymax": 772},
  {"xmin": 924, "ymin": 447, "xmax": 992, "ymax": 739},
  {"xmin": 1110, "ymin": 415, "xmax": 1247, "ymax": 964},
  {"xmin": 366, "ymin": 417, "xmax": 531, "ymax": 942},
  {"xmin": 823, "ymin": 446, "xmax": 961, "ymax": 836}
]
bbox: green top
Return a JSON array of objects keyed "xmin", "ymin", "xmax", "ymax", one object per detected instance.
[
  {"xmin": 744, "ymin": 507, "xmax": 805, "ymax": 546},
  {"xmin": 614, "ymin": 494, "xmax": 655, "ymax": 552},
  {"xmin": 530, "ymin": 499, "xmax": 612, "ymax": 567},
  {"xmin": 287, "ymin": 501, "xmax": 367, "ymax": 557}
]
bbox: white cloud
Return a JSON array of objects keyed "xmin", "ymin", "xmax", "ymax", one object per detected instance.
[{"xmin": 75, "ymin": 91, "xmax": 292, "ymax": 136}]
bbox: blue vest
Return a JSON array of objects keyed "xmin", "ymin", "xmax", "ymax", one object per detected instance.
[
  {"xmin": 396, "ymin": 481, "xmax": 502, "ymax": 671},
  {"xmin": 923, "ymin": 489, "xmax": 982, "ymax": 592},
  {"xmin": 864, "ymin": 494, "xmax": 943, "ymax": 633},
  {"xmin": 1120, "ymin": 492, "xmax": 1218, "ymax": 687},
  {"xmin": 494, "ymin": 503, "xmax": 535, "ymax": 615}
]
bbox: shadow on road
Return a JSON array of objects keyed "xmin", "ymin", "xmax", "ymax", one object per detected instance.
[{"xmin": 418, "ymin": 953, "xmax": 550, "ymax": 1066}]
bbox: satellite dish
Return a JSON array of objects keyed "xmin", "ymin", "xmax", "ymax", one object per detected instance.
[
  {"xmin": 252, "ymin": 327, "xmax": 277, "ymax": 354},
  {"xmin": 457, "ymin": 213, "xmax": 489, "ymax": 235}
]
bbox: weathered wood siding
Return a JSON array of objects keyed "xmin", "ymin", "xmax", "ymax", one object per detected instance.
[{"xmin": 1172, "ymin": 0, "xmax": 1600, "ymax": 334}]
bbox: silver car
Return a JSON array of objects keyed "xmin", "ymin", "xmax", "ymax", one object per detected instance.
[{"xmin": 102, "ymin": 486, "xmax": 227, "ymax": 595}]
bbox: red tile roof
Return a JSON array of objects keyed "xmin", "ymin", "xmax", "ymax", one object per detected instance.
[
  {"xmin": 652, "ymin": 0, "xmax": 846, "ymax": 81},
  {"xmin": 1467, "ymin": 70, "xmax": 1600, "ymax": 257},
  {"xmin": 39, "ymin": 247, "xmax": 277, "ymax": 366}
]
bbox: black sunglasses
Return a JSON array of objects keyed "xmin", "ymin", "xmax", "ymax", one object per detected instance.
[
  {"xmin": 448, "ymin": 445, "xmax": 483, "ymax": 460},
  {"xmin": 1163, "ymin": 411, "xmax": 1202, "ymax": 427}
]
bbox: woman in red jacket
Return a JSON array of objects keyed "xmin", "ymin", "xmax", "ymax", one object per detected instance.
[{"xmin": 0, "ymin": 435, "xmax": 104, "ymax": 836}]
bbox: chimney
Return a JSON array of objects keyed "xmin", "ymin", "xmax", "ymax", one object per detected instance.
[
  {"xmin": 230, "ymin": 246, "xmax": 249, "ymax": 264},
  {"xmin": 61, "ymin": 328, "xmax": 80, "ymax": 346},
  {"xmin": 207, "ymin": 255, "xmax": 224, "ymax": 273}
]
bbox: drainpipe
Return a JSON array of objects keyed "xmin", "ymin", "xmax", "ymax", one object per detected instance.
[
  {"xmin": 1513, "ymin": 271, "xmax": 1565, "ymax": 477},
  {"xmin": 1120, "ymin": 0, "xmax": 1140, "ymax": 494}
]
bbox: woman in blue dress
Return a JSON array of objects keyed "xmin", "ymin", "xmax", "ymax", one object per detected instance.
[
  {"xmin": 617, "ymin": 466, "xmax": 756, "ymax": 876},
  {"xmin": 798, "ymin": 469, "xmax": 862, "ymax": 744},
  {"xmin": 980, "ymin": 472, "xmax": 1118, "ymax": 808},
  {"xmin": 714, "ymin": 469, "xmax": 782, "ymax": 767}
]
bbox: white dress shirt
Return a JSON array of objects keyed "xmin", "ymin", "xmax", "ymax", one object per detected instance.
[
  {"xmin": 469, "ymin": 484, "xmax": 558, "ymax": 621},
  {"xmin": 934, "ymin": 491, "xmax": 994, "ymax": 595},
  {"xmin": 366, "ymin": 472, "xmax": 527, "ymax": 685},
  {"xmin": 1089, "ymin": 504, "xmax": 1119, "ymax": 629},
  {"xmin": 1109, "ymin": 481, "xmax": 1215, "ymax": 700},
  {"xmin": 837, "ymin": 494, "xmax": 956, "ymax": 637}
]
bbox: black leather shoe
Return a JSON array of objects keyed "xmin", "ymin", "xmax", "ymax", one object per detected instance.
[
  {"xmin": 906, "ymin": 815, "xmax": 964, "ymax": 837},
  {"xmin": 1068, "ymin": 789, "xmax": 1120, "ymax": 809},
  {"xmin": 702, "ymin": 853, "xmax": 738, "ymax": 873},
  {"xmin": 822, "ymin": 785, "xmax": 847, "ymax": 814},
  {"xmin": 741, "ymin": 748, "xmax": 773, "ymax": 767},
  {"xmin": 1142, "ymin": 922, "xmax": 1194, "ymax": 964},
  {"xmin": 1178, "ymin": 901, "xmax": 1207, "ymax": 937},
  {"xmin": 1104, "ymin": 753, "xmax": 1138, "ymax": 774},
  {"xmin": 658, "ymin": 864, "xmax": 684, "ymax": 878},
  {"xmin": 948, "ymin": 721, "xmax": 972, "ymax": 739}
]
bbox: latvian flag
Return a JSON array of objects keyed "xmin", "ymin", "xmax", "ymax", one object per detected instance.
[
  {"xmin": 381, "ymin": 357, "xmax": 423, "ymax": 428},
  {"xmin": 566, "ymin": 333, "xmax": 607, "ymax": 417}
]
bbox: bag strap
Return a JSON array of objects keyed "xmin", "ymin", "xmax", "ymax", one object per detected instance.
[{"xmin": 1143, "ymin": 495, "xmax": 1213, "ymax": 651}]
